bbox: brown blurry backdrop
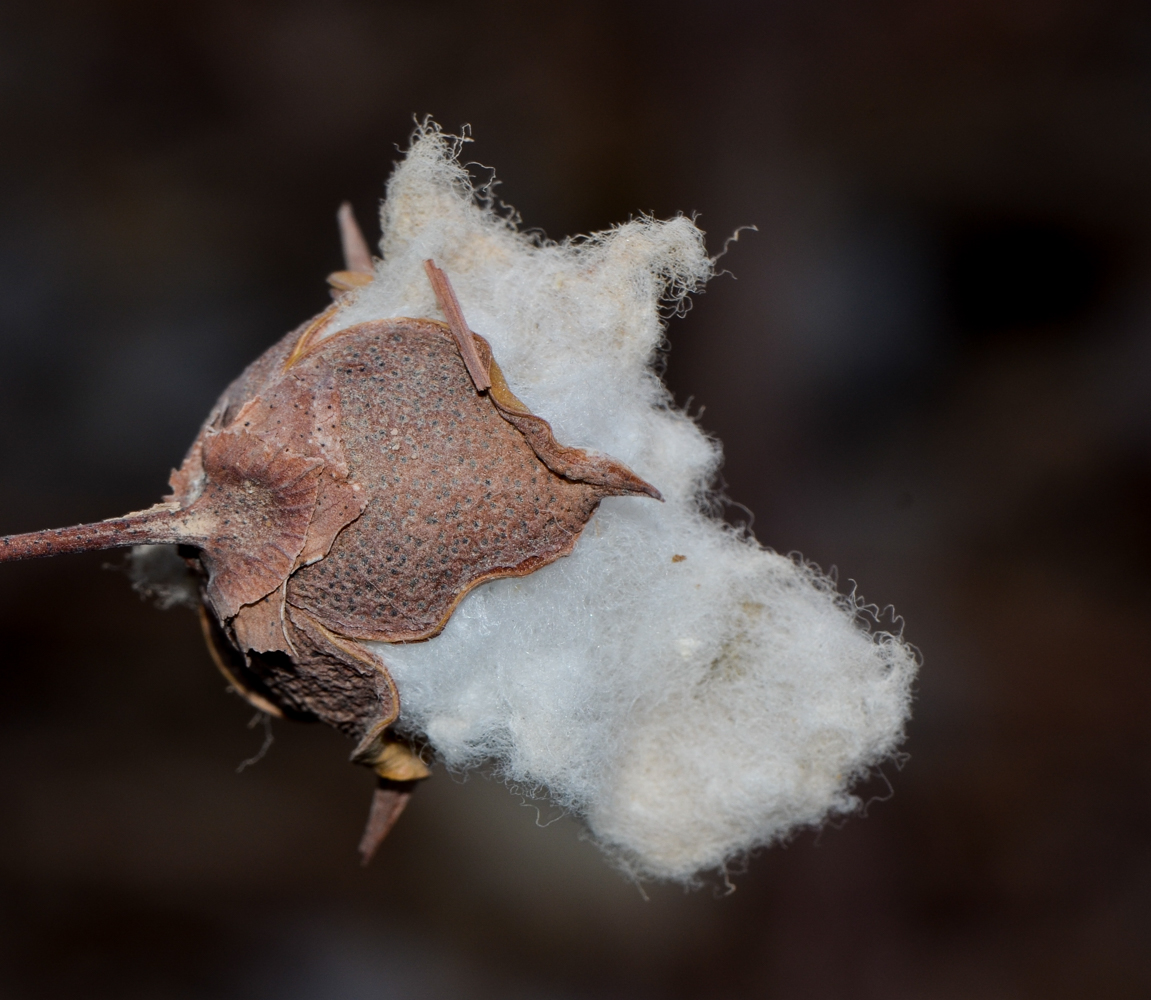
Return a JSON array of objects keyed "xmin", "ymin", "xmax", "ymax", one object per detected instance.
[{"xmin": 1, "ymin": 1, "xmax": 1150, "ymax": 997}]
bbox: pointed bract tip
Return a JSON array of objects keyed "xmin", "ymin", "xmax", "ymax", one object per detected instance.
[
  {"xmin": 358, "ymin": 781, "xmax": 416, "ymax": 865},
  {"xmin": 338, "ymin": 202, "xmax": 374, "ymax": 275}
]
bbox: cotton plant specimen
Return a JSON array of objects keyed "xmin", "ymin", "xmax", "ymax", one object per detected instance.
[{"xmin": 0, "ymin": 124, "xmax": 916, "ymax": 882}]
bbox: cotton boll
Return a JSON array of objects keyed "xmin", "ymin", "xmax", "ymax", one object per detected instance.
[{"xmin": 336, "ymin": 122, "xmax": 917, "ymax": 881}]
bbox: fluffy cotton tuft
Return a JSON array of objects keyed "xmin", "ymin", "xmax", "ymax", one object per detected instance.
[{"xmin": 326, "ymin": 122, "xmax": 916, "ymax": 881}]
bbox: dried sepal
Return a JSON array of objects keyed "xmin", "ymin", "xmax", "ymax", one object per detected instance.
[
  {"xmin": 358, "ymin": 782, "xmax": 417, "ymax": 865},
  {"xmin": 424, "ymin": 258, "xmax": 491, "ymax": 391}
]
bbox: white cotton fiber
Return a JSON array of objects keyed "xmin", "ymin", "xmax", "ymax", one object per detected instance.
[{"xmin": 327, "ymin": 122, "xmax": 917, "ymax": 881}]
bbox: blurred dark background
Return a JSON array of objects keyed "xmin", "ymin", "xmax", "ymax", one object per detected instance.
[{"xmin": 1, "ymin": 1, "xmax": 1150, "ymax": 997}]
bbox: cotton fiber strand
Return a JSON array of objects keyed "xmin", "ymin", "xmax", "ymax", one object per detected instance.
[{"xmin": 328, "ymin": 123, "xmax": 917, "ymax": 881}]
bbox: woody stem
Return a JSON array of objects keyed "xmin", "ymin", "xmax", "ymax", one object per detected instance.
[{"xmin": 0, "ymin": 505, "xmax": 190, "ymax": 564}]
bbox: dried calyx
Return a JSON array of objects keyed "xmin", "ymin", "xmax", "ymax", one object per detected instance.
[{"xmin": 0, "ymin": 206, "xmax": 659, "ymax": 863}]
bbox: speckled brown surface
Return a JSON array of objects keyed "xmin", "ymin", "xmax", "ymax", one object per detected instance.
[{"xmin": 286, "ymin": 318, "xmax": 650, "ymax": 642}]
